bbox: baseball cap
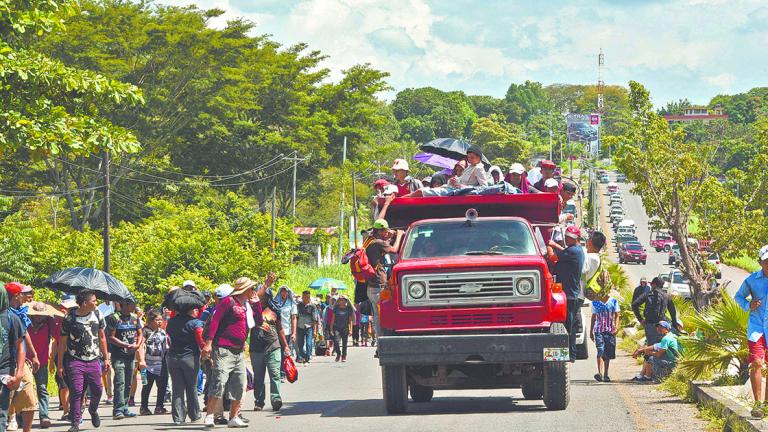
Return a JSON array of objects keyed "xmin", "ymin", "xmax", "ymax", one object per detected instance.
[
  {"xmin": 561, "ymin": 182, "xmax": 577, "ymax": 193},
  {"xmin": 4, "ymin": 282, "xmax": 23, "ymax": 296},
  {"xmin": 182, "ymin": 280, "xmax": 196, "ymax": 289},
  {"xmin": 214, "ymin": 284, "xmax": 234, "ymax": 300},
  {"xmin": 656, "ymin": 321, "xmax": 672, "ymax": 330},
  {"xmin": 640, "ymin": 276, "xmax": 647, "ymax": 282},
  {"xmin": 541, "ymin": 160, "xmax": 556, "ymax": 169},
  {"xmin": 373, "ymin": 178, "xmax": 390, "ymax": 189},
  {"xmin": 373, "ymin": 219, "xmax": 389, "ymax": 230},
  {"xmin": 565, "ymin": 225, "xmax": 581, "ymax": 239},
  {"xmin": 60, "ymin": 294, "xmax": 78, "ymax": 310},
  {"xmin": 759, "ymin": 245, "xmax": 768, "ymax": 261},
  {"xmin": 544, "ymin": 178, "xmax": 559, "ymax": 189},
  {"xmin": 508, "ymin": 163, "xmax": 526, "ymax": 174},
  {"xmin": 391, "ymin": 159, "xmax": 410, "ymax": 171}
]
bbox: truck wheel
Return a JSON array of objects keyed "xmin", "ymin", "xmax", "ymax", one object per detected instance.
[
  {"xmin": 382, "ymin": 365, "xmax": 407, "ymax": 414},
  {"xmin": 655, "ymin": 247, "xmax": 662, "ymax": 252},
  {"xmin": 409, "ymin": 385, "xmax": 434, "ymax": 403},
  {"xmin": 664, "ymin": 245, "xmax": 671, "ymax": 252},
  {"xmin": 642, "ymin": 260, "xmax": 646, "ymax": 265},
  {"xmin": 543, "ymin": 362, "xmax": 570, "ymax": 410},
  {"xmin": 521, "ymin": 380, "xmax": 544, "ymax": 400}
]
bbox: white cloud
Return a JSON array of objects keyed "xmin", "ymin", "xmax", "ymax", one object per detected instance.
[{"xmin": 703, "ymin": 73, "xmax": 735, "ymax": 89}]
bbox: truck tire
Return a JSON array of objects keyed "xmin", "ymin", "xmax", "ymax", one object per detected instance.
[
  {"xmin": 382, "ymin": 365, "xmax": 407, "ymax": 414},
  {"xmin": 543, "ymin": 362, "xmax": 570, "ymax": 410},
  {"xmin": 521, "ymin": 380, "xmax": 544, "ymax": 400},
  {"xmin": 409, "ymin": 385, "xmax": 434, "ymax": 403}
]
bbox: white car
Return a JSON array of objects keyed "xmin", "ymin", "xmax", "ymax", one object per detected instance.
[
  {"xmin": 707, "ymin": 252, "xmax": 723, "ymax": 279},
  {"xmin": 664, "ymin": 270, "xmax": 691, "ymax": 299}
]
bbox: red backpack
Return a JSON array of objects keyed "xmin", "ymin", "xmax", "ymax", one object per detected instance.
[{"xmin": 349, "ymin": 237, "xmax": 377, "ymax": 283}]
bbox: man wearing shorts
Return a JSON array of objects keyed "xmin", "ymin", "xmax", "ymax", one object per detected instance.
[{"xmin": 734, "ymin": 245, "xmax": 768, "ymax": 418}]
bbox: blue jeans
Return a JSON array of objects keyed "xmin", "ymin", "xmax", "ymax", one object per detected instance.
[
  {"xmin": 250, "ymin": 350, "xmax": 281, "ymax": 407},
  {"xmin": 112, "ymin": 357, "xmax": 134, "ymax": 415},
  {"xmin": 296, "ymin": 328, "xmax": 313, "ymax": 362},
  {"xmin": 33, "ymin": 367, "xmax": 50, "ymax": 420},
  {"xmin": 0, "ymin": 384, "xmax": 10, "ymax": 432}
]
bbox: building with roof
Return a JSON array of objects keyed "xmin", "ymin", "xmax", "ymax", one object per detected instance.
[{"xmin": 663, "ymin": 105, "xmax": 729, "ymax": 123}]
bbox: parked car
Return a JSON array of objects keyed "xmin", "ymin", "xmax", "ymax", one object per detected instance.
[
  {"xmin": 707, "ymin": 252, "xmax": 722, "ymax": 279},
  {"xmin": 615, "ymin": 234, "xmax": 639, "ymax": 252},
  {"xmin": 616, "ymin": 227, "xmax": 635, "ymax": 237},
  {"xmin": 600, "ymin": 174, "xmax": 610, "ymax": 184},
  {"xmin": 650, "ymin": 232, "xmax": 676, "ymax": 252},
  {"xmin": 664, "ymin": 270, "xmax": 691, "ymax": 299},
  {"xmin": 616, "ymin": 219, "xmax": 636, "ymax": 233},
  {"xmin": 610, "ymin": 212, "xmax": 624, "ymax": 225},
  {"xmin": 668, "ymin": 244, "xmax": 680, "ymax": 266},
  {"xmin": 658, "ymin": 273, "xmax": 671, "ymax": 285},
  {"xmin": 609, "ymin": 194, "xmax": 623, "ymax": 205},
  {"xmin": 619, "ymin": 242, "xmax": 647, "ymax": 265},
  {"xmin": 607, "ymin": 182, "xmax": 619, "ymax": 193},
  {"xmin": 616, "ymin": 173, "xmax": 627, "ymax": 182}
]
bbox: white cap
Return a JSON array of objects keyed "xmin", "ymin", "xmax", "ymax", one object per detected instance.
[
  {"xmin": 383, "ymin": 184, "xmax": 399, "ymax": 196},
  {"xmin": 391, "ymin": 159, "xmax": 410, "ymax": 171},
  {"xmin": 544, "ymin": 178, "xmax": 559, "ymax": 188},
  {"xmin": 182, "ymin": 280, "xmax": 195, "ymax": 288},
  {"xmin": 508, "ymin": 163, "xmax": 525, "ymax": 174},
  {"xmin": 759, "ymin": 245, "xmax": 768, "ymax": 261},
  {"xmin": 214, "ymin": 284, "xmax": 234, "ymax": 299}
]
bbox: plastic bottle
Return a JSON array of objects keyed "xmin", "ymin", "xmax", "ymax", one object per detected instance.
[{"xmin": 140, "ymin": 369, "xmax": 148, "ymax": 386}]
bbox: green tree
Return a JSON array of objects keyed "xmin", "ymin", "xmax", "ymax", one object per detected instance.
[
  {"xmin": 391, "ymin": 87, "xmax": 476, "ymax": 142},
  {"xmin": 504, "ymin": 80, "xmax": 551, "ymax": 124},
  {"xmin": 470, "ymin": 115, "xmax": 532, "ymax": 163}
]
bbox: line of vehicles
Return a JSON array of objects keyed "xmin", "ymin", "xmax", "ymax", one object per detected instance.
[{"xmin": 604, "ymin": 172, "xmax": 721, "ymax": 301}]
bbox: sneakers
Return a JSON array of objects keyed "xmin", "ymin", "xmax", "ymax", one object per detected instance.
[
  {"xmin": 7, "ymin": 418, "xmax": 18, "ymax": 431},
  {"xmin": 123, "ymin": 411, "xmax": 137, "ymax": 418},
  {"xmin": 140, "ymin": 408, "xmax": 152, "ymax": 416},
  {"xmin": 254, "ymin": 404, "xmax": 264, "ymax": 411},
  {"xmin": 631, "ymin": 375, "xmax": 652, "ymax": 382},
  {"xmin": 227, "ymin": 417, "xmax": 248, "ymax": 428},
  {"xmin": 154, "ymin": 407, "xmax": 168, "ymax": 415},
  {"xmin": 272, "ymin": 398, "xmax": 283, "ymax": 411},
  {"xmin": 594, "ymin": 373, "xmax": 603, "ymax": 382},
  {"xmin": 91, "ymin": 411, "xmax": 101, "ymax": 428},
  {"xmin": 113, "ymin": 412, "xmax": 124, "ymax": 420},
  {"xmin": 238, "ymin": 414, "xmax": 249, "ymax": 424},
  {"xmin": 214, "ymin": 416, "xmax": 228, "ymax": 425},
  {"xmin": 40, "ymin": 418, "xmax": 52, "ymax": 429},
  {"xmin": 335, "ymin": 355, "xmax": 341, "ymax": 362},
  {"xmin": 603, "ymin": 375, "xmax": 612, "ymax": 382},
  {"xmin": 104, "ymin": 397, "xmax": 113, "ymax": 405},
  {"xmin": 204, "ymin": 414, "xmax": 216, "ymax": 429}
]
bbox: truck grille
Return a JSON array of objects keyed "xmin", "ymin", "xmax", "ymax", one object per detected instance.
[{"xmin": 401, "ymin": 270, "xmax": 541, "ymax": 307}]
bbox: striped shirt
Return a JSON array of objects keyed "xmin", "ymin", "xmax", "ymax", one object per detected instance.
[{"xmin": 591, "ymin": 298, "xmax": 620, "ymax": 334}]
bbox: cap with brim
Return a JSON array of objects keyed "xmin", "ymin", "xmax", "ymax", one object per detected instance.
[
  {"xmin": 231, "ymin": 277, "xmax": 257, "ymax": 296},
  {"xmin": 382, "ymin": 184, "xmax": 398, "ymax": 196},
  {"xmin": 373, "ymin": 218, "xmax": 389, "ymax": 230},
  {"xmin": 508, "ymin": 163, "xmax": 525, "ymax": 174},
  {"xmin": 25, "ymin": 302, "xmax": 65, "ymax": 318},
  {"xmin": 60, "ymin": 294, "xmax": 78, "ymax": 310},
  {"xmin": 565, "ymin": 225, "xmax": 581, "ymax": 239},
  {"xmin": 422, "ymin": 176, "xmax": 432, "ymax": 183},
  {"xmin": 640, "ymin": 276, "xmax": 647, "ymax": 282},
  {"xmin": 214, "ymin": 284, "xmax": 234, "ymax": 299},
  {"xmin": 541, "ymin": 160, "xmax": 556, "ymax": 169},
  {"xmin": 182, "ymin": 280, "xmax": 196, "ymax": 288},
  {"xmin": 374, "ymin": 179, "xmax": 390, "ymax": 189},
  {"xmin": 544, "ymin": 178, "xmax": 559, "ymax": 188},
  {"xmin": 391, "ymin": 159, "xmax": 410, "ymax": 171},
  {"xmin": 656, "ymin": 321, "xmax": 672, "ymax": 330},
  {"xmin": 4, "ymin": 282, "xmax": 22, "ymax": 296},
  {"xmin": 759, "ymin": 245, "xmax": 768, "ymax": 261}
]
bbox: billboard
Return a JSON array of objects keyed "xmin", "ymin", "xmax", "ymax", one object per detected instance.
[{"xmin": 566, "ymin": 113, "xmax": 600, "ymax": 155}]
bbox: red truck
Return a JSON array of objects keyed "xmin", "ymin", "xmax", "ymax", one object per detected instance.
[
  {"xmin": 375, "ymin": 193, "xmax": 570, "ymax": 414},
  {"xmin": 649, "ymin": 231, "xmax": 676, "ymax": 252}
]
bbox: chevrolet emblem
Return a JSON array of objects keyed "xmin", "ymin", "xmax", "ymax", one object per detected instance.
[{"xmin": 458, "ymin": 282, "xmax": 483, "ymax": 293}]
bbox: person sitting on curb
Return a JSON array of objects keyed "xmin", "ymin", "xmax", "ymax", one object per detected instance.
[
  {"xmin": 631, "ymin": 321, "xmax": 681, "ymax": 382},
  {"xmin": 631, "ymin": 276, "xmax": 678, "ymax": 382},
  {"xmin": 734, "ymin": 245, "xmax": 768, "ymax": 418}
]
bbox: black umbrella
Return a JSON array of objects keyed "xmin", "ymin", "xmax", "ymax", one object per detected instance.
[
  {"xmin": 163, "ymin": 288, "xmax": 206, "ymax": 313},
  {"xmin": 420, "ymin": 138, "xmax": 492, "ymax": 168},
  {"xmin": 43, "ymin": 267, "xmax": 136, "ymax": 303}
]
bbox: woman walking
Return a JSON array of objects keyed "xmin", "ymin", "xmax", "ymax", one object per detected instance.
[
  {"xmin": 329, "ymin": 296, "xmax": 355, "ymax": 362},
  {"xmin": 249, "ymin": 303, "xmax": 285, "ymax": 412},
  {"xmin": 165, "ymin": 303, "xmax": 204, "ymax": 424},
  {"xmin": 56, "ymin": 290, "xmax": 110, "ymax": 432}
]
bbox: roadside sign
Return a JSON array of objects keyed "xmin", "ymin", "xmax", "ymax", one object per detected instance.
[{"xmin": 590, "ymin": 114, "xmax": 600, "ymax": 125}]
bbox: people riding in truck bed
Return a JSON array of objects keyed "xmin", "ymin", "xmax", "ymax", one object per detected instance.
[
  {"xmin": 390, "ymin": 159, "xmax": 422, "ymax": 196},
  {"xmin": 532, "ymin": 159, "xmax": 557, "ymax": 191},
  {"xmin": 505, "ymin": 163, "xmax": 540, "ymax": 193}
]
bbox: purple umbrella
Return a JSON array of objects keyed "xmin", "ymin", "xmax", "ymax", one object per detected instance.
[{"xmin": 413, "ymin": 152, "xmax": 458, "ymax": 170}]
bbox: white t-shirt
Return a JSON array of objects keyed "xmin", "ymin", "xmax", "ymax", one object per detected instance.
[
  {"xmin": 528, "ymin": 167, "xmax": 543, "ymax": 185},
  {"xmin": 279, "ymin": 302, "xmax": 298, "ymax": 336},
  {"xmin": 458, "ymin": 164, "xmax": 488, "ymax": 187},
  {"xmin": 583, "ymin": 252, "xmax": 601, "ymax": 281}
]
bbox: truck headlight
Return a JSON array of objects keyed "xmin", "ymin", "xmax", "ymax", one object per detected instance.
[
  {"xmin": 408, "ymin": 281, "xmax": 426, "ymax": 299},
  {"xmin": 516, "ymin": 278, "xmax": 535, "ymax": 296}
]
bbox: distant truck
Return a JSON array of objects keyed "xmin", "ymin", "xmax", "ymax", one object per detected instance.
[
  {"xmin": 650, "ymin": 231, "xmax": 676, "ymax": 252},
  {"xmin": 375, "ymin": 194, "xmax": 571, "ymax": 414}
]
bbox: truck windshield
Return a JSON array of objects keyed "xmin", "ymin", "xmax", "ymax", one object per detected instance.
[{"xmin": 402, "ymin": 220, "xmax": 538, "ymax": 259}]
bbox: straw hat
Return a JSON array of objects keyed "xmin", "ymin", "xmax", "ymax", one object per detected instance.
[
  {"xmin": 25, "ymin": 302, "xmax": 65, "ymax": 318},
  {"xmin": 232, "ymin": 277, "xmax": 257, "ymax": 296}
]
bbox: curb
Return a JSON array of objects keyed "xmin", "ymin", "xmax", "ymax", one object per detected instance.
[{"xmin": 690, "ymin": 381, "xmax": 768, "ymax": 432}]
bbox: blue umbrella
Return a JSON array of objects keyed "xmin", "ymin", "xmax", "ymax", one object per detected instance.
[{"xmin": 308, "ymin": 278, "xmax": 347, "ymax": 291}]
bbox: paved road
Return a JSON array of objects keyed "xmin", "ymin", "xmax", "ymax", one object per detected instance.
[{"xmin": 597, "ymin": 174, "xmax": 748, "ymax": 294}]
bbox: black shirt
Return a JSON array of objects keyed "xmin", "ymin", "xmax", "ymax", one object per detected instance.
[
  {"xmin": 554, "ymin": 245, "xmax": 585, "ymax": 300},
  {"xmin": 0, "ymin": 311, "xmax": 25, "ymax": 375},
  {"xmin": 297, "ymin": 302, "xmax": 317, "ymax": 330},
  {"xmin": 332, "ymin": 306, "xmax": 353, "ymax": 331},
  {"xmin": 249, "ymin": 319, "xmax": 280, "ymax": 354},
  {"xmin": 106, "ymin": 313, "xmax": 142, "ymax": 359},
  {"xmin": 167, "ymin": 315, "xmax": 203, "ymax": 357}
]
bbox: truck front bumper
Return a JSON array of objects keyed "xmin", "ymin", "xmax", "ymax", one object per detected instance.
[{"xmin": 377, "ymin": 332, "xmax": 568, "ymax": 366}]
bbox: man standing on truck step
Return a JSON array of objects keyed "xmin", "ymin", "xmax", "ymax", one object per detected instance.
[
  {"xmin": 549, "ymin": 225, "xmax": 585, "ymax": 361},
  {"xmin": 365, "ymin": 218, "xmax": 404, "ymax": 354}
]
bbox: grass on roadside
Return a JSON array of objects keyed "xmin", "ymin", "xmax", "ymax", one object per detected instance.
[
  {"xmin": 282, "ymin": 264, "xmax": 357, "ymax": 299},
  {"xmin": 724, "ymin": 255, "xmax": 760, "ymax": 273}
]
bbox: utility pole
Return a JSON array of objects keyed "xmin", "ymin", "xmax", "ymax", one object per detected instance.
[
  {"xmin": 270, "ymin": 186, "xmax": 276, "ymax": 257},
  {"xmin": 549, "ymin": 114, "xmax": 553, "ymax": 161},
  {"xmin": 103, "ymin": 150, "xmax": 111, "ymax": 273},
  {"xmin": 338, "ymin": 137, "xmax": 347, "ymax": 261},
  {"xmin": 285, "ymin": 154, "xmax": 309, "ymax": 224}
]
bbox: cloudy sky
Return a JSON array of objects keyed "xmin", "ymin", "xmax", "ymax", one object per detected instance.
[{"xmin": 160, "ymin": 0, "xmax": 767, "ymax": 107}]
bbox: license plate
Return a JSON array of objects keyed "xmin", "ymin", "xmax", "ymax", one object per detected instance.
[{"xmin": 543, "ymin": 347, "xmax": 569, "ymax": 362}]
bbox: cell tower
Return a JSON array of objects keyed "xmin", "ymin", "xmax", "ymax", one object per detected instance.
[{"xmin": 597, "ymin": 48, "xmax": 605, "ymax": 114}]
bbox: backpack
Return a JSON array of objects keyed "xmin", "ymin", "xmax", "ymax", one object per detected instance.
[
  {"xmin": 585, "ymin": 256, "xmax": 611, "ymax": 301},
  {"xmin": 349, "ymin": 237, "xmax": 377, "ymax": 283}
]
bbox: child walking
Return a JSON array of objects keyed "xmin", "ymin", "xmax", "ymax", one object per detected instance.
[
  {"xmin": 590, "ymin": 291, "xmax": 620, "ymax": 382},
  {"xmin": 138, "ymin": 308, "xmax": 169, "ymax": 415}
]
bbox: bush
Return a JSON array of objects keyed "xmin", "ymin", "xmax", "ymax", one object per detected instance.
[
  {"xmin": 723, "ymin": 255, "xmax": 760, "ymax": 273},
  {"xmin": 282, "ymin": 264, "xmax": 356, "ymax": 299}
]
